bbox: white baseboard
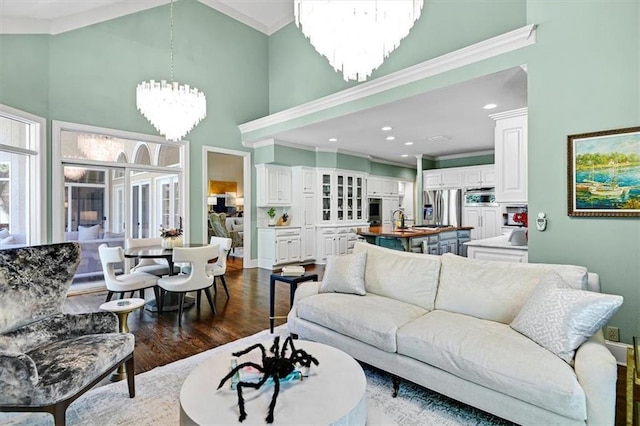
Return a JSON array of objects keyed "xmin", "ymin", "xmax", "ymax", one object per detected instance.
[{"xmin": 605, "ymin": 340, "xmax": 631, "ymax": 366}]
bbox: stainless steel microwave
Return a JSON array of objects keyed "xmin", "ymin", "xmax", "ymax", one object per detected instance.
[{"xmin": 463, "ymin": 187, "xmax": 497, "ymax": 206}]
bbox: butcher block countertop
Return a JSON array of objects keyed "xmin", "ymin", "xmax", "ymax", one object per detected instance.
[{"xmin": 356, "ymin": 226, "xmax": 473, "ymax": 238}]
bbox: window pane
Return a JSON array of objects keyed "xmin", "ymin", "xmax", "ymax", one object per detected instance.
[
  {"xmin": 0, "ymin": 151, "xmax": 28, "ymax": 240},
  {"xmin": 0, "ymin": 116, "xmax": 29, "ymax": 150}
]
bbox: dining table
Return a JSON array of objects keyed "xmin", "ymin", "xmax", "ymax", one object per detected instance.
[{"xmin": 123, "ymin": 243, "xmax": 214, "ymax": 312}]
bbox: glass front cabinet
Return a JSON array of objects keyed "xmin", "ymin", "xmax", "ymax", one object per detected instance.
[{"xmin": 318, "ymin": 170, "xmax": 365, "ymax": 223}]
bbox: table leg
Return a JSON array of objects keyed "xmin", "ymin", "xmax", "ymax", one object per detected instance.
[
  {"xmin": 289, "ymin": 282, "xmax": 297, "ymax": 309},
  {"xmin": 111, "ymin": 311, "xmax": 132, "ymax": 382},
  {"xmin": 270, "ymin": 276, "xmax": 276, "ymax": 333}
]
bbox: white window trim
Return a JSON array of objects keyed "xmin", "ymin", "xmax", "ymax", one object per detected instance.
[
  {"xmin": 52, "ymin": 120, "xmax": 189, "ymax": 243},
  {"xmin": 0, "ymin": 104, "xmax": 46, "ymax": 245}
]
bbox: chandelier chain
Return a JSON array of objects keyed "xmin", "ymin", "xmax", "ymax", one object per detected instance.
[{"xmin": 170, "ymin": 0, "xmax": 174, "ymax": 82}]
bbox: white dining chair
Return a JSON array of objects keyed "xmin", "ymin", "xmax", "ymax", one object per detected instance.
[
  {"xmin": 156, "ymin": 244, "xmax": 219, "ymax": 326},
  {"xmin": 98, "ymin": 244, "xmax": 160, "ymax": 303},
  {"xmin": 207, "ymin": 236, "xmax": 232, "ymax": 299},
  {"xmin": 125, "ymin": 237, "xmax": 180, "ymax": 276}
]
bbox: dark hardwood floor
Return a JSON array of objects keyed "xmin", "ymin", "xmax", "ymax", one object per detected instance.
[{"xmin": 63, "ymin": 257, "xmax": 637, "ymax": 425}]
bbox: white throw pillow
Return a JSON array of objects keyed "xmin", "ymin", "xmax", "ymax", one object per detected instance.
[
  {"xmin": 0, "ymin": 235, "xmax": 14, "ymax": 245},
  {"xmin": 319, "ymin": 251, "xmax": 367, "ymax": 296},
  {"xmin": 0, "ymin": 228, "xmax": 10, "ymax": 239},
  {"xmin": 78, "ymin": 224, "xmax": 101, "ymax": 241},
  {"xmin": 510, "ymin": 271, "xmax": 623, "ymax": 363}
]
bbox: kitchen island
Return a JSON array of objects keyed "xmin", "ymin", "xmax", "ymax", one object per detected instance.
[
  {"xmin": 464, "ymin": 234, "xmax": 528, "ymax": 263},
  {"xmin": 356, "ymin": 226, "xmax": 473, "ymax": 255}
]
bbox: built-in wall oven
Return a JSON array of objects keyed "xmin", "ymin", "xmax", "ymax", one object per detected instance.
[{"xmin": 368, "ymin": 198, "xmax": 381, "ymax": 225}]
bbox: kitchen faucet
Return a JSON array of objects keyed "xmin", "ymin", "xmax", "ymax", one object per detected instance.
[{"xmin": 392, "ymin": 209, "xmax": 406, "ymax": 230}]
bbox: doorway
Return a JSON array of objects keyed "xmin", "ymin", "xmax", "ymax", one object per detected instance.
[{"xmin": 203, "ymin": 146, "xmax": 252, "ymax": 268}]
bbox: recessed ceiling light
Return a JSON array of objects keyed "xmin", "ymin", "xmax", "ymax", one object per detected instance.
[
  {"xmin": 404, "ymin": 141, "xmax": 413, "ymax": 146},
  {"xmin": 328, "ymin": 138, "xmax": 338, "ymax": 142},
  {"xmin": 386, "ymin": 136, "xmax": 395, "ymax": 141},
  {"xmin": 483, "ymin": 103, "xmax": 498, "ymax": 110},
  {"xmin": 401, "ymin": 154, "xmax": 409, "ymax": 157},
  {"xmin": 381, "ymin": 126, "xmax": 393, "ymax": 131}
]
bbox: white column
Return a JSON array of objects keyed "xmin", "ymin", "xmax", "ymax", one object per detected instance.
[{"xmin": 415, "ymin": 154, "xmax": 423, "ymax": 225}]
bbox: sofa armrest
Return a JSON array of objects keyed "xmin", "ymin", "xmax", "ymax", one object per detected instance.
[
  {"xmin": 574, "ymin": 330, "xmax": 617, "ymax": 426},
  {"xmin": 0, "ymin": 351, "xmax": 39, "ymax": 402},
  {"xmin": 287, "ymin": 281, "xmax": 320, "ymax": 334}
]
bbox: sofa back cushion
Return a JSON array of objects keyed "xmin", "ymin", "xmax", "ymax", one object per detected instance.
[
  {"xmin": 353, "ymin": 242, "xmax": 440, "ymax": 310},
  {"xmin": 435, "ymin": 254, "xmax": 589, "ymax": 324}
]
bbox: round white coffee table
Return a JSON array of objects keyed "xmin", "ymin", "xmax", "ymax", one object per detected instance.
[
  {"xmin": 180, "ymin": 340, "xmax": 367, "ymax": 425},
  {"xmin": 100, "ymin": 297, "xmax": 145, "ymax": 381}
]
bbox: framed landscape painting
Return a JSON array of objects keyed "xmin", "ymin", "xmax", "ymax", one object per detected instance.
[{"xmin": 568, "ymin": 126, "xmax": 640, "ymax": 217}]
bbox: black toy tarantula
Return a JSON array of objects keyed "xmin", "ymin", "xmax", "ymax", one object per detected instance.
[{"xmin": 217, "ymin": 336, "xmax": 319, "ymax": 424}]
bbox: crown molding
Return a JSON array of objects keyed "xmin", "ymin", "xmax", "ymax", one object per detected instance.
[
  {"xmin": 239, "ymin": 24, "xmax": 537, "ymax": 136},
  {"xmin": 489, "ymin": 107, "xmax": 528, "ymax": 121},
  {"xmin": 0, "ymin": 1, "xmax": 169, "ymax": 35},
  {"xmin": 198, "ymin": 0, "xmax": 269, "ymax": 34},
  {"xmin": 436, "ymin": 149, "xmax": 495, "ymax": 161}
]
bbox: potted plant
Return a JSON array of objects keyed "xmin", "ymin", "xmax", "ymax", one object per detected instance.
[{"xmin": 267, "ymin": 208, "xmax": 277, "ymax": 226}]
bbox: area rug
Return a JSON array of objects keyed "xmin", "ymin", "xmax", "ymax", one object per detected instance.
[{"xmin": 1, "ymin": 326, "xmax": 513, "ymax": 426}]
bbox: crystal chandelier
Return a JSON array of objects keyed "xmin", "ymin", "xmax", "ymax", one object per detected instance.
[
  {"xmin": 64, "ymin": 166, "xmax": 87, "ymax": 181},
  {"xmin": 136, "ymin": 0, "xmax": 206, "ymax": 142},
  {"xmin": 294, "ymin": 0, "xmax": 424, "ymax": 82},
  {"xmin": 77, "ymin": 134, "xmax": 124, "ymax": 162}
]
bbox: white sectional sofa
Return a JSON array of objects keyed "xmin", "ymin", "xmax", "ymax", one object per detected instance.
[{"xmin": 288, "ymin": 242, "xmax": 622, "ymax": 426}]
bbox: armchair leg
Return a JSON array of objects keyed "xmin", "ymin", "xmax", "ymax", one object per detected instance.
[
  {"xmin": 105, "ymin": 291, "xmax": 114, "ymax": 302},
  {"xmin": 177, "ymin": 293, "xmax": 185, "ymax": 327},
  {"xmin": 196, "ymin": 290, "xmax": 202, "ymax": 308},
  {"xmin": 212, "ymin": 277, "xmax": 218, "ymax": 294},
  {"xmin": 126, "ymin": 355, "xmax": 135, "ymax": 398},
  {"xmin": 220, "ymin": 275, "xmax": 230, "ymax": 298},
  {"xmin": 138, "ymin": 289, "xmax": 145, "ymax": 300},
  {"xmin": 158, "ymin": 290, "xmax": 164, "ymax": 315},
  {"xmin": 204, "ymin": 287, "xmax": 216, "ymax": 315}
]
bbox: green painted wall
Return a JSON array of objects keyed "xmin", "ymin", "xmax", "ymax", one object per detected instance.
[
  {"xmin": 525, "ymin": 0, "xmax": 640, "ymax": 343},
  {"xmin": 268, "ymin": 0, "xmax": 527, "ymax": 113},
  {"xmin": 0, "ymin": 35, "xmax": 50, "ymax": 118},
  {"xmin": 1, "ymin": 0, "xmax": 270, "ymax": 257},
  {"xmin": 370, "ymin": 162, "xmax": 416, "ymax": 180}
]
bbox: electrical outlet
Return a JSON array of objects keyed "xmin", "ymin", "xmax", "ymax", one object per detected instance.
[{"xmin": 605, "ymin": 326, "xmax": 620, "ymax": 342}]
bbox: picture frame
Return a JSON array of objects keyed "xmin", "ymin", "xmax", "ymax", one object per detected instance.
[{"xmin": 567, "ymin": 126, "xmax": 640, "ymax": 217}]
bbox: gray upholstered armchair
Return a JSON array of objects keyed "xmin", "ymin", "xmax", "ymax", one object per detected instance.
[{"xmin": 0, "ymin": 243, "xmax": 135, "ymax": 426}]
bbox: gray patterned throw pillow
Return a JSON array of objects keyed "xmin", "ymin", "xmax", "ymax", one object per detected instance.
[
  {"xmin": 510, "ymin": 271, "xmax": 623, "ymax": 363},
  {"xmin": 319, "ymin": 250, "xmax": 367, "ymax": 296}
]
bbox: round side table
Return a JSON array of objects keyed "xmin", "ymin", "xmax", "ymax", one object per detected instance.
[{"xmin": 100, "ymin": 297, "xmax": 145, "ymax": 381}]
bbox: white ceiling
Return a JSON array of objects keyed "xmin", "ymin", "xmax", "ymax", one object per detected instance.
[
  {"xmin": 269, "ymin": 67, "xmax": 528, "ymax": 166},
  {"xmin": 0, "ymin": 1, "xmax": 528, "ymax": 167}
]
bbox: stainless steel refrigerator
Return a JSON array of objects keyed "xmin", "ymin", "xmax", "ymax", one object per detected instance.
[{"xmin": 423, "ymin": 188, "xmax": 462, "ymax": 227}]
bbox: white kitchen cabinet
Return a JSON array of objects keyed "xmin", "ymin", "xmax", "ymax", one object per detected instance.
[
  {"xmin": 301, "ymin": 167, "xmax": 315, "ymax": 193},
  {"xmin": 491, "ymin": 108, "xmax": 528, "ymax": 203},
  {"xmin": 423, "ymin": 169, "xmax": 462, "ymax": 189},
  {"xmin": 463, "ymin": 165, "xmax": 496, "ymax": 188},
  {"xmin": 463, "ymin": 206, "xmax": 501, "ymax": 240},
  {"xmin": 381, "ymin": 196, "xmax": 399, "ymax": 226},
  {"xmin": 315, "ymin": 225, "xmax": 360, "ymax": 263},
  {"xmin": 382, "ymin": 179, "xmax": 399, "ymax": 196},
  {"xmin": 258, "ymin": 227, "xmax": 301, "ymax": 269},
  {"xmin": 366, "ymin": 177, "xmax": 383, "ymax": 197},
  {"xmin": 255, "ymin": 164, "xmax": 292, "ymax": 207},
  {"xmin": 319, "ymin": 170, "xmax": 365, "ymax": 224}
]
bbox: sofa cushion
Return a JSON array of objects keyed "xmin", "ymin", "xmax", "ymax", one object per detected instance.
[
  {"xmin": 353, "ymin": 242, "xmax": 440, "ymax": 311},
  {"xmin": 296, "ymin": 292, "xmax": 427, "ymax": 352},
  {"xmin": 320, "ymin": 250, "xmax": 367, "ymax": 295},
  {"xmin": 511, "ymin": 271, "xmax": 623, "ymax": 363},
  {"xmin": 78, "ymin": 225, "xmax": 101, "ymax": 241},
  {"xmin": 397, "ymin": 310, "xmax": 586, "ymax": 420},
  {"xmin": 435, "ymin": 253, "xmax": 589, "ymax": 324}
]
